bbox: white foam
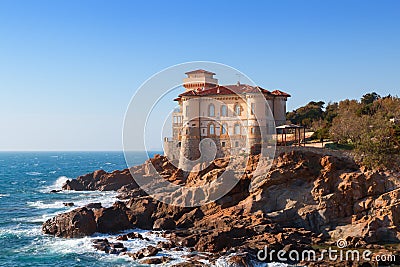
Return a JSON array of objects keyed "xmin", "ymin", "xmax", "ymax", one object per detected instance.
[
  {"xmin": 70, "ymin": 191, "xmax": 118, "ymax": 208},
  {"xmin": 41, "ymin": 176, "xmax": 70, "ymax": 192},
  {"xmin": 27, "ymin": 200, "xmax": 65, "ymax": 209},
  {"xmin": 0, "ymin": 193, "xmax": 9, "ymax": 198},
  {"xmin": 45, "ymin": 237, "xmax": 96, "ymax": 254},
  {"xmin": 0, "ymin": 226, "xmax": 41, "ymax": 238},
  {"xmin": 29, "ymin": 190, "xmax": 118, "ymax": 216},
  {"xmin": 26, "ymin": 171, "xmax": 43, "ymax": 176}
]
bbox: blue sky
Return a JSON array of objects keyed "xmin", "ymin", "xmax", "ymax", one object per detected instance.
[{"xmin": 0, "ymin": 0, "xmax": 399, "ymax": 151}]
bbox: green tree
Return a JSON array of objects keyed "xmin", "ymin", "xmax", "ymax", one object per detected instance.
[
  {"xmin": 330, "ymin": 95, "xmax": 400, "ymax": 169},
  {"xmin": 286, "ymin": 101, "xmax": 325, "ymax": 128}
]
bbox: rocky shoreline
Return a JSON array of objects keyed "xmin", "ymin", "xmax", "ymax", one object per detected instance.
[{"xmin": 43, "ymin": 149, "xmax": 400, "ymax": 266}]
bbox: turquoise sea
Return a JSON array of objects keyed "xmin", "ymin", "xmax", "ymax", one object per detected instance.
[{"xmin": 0, "ymin": 151, "xmax": 163, "ymax": 267}]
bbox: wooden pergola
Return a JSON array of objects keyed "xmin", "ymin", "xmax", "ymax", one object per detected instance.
[{"xmin": 276, "ymin": 124, "xmax": 306, "ymax": 146}]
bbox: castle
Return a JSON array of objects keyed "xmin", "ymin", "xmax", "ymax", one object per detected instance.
[{"xmin": 164, "ymin": 69, "xmax": 290, "ymax": 163}]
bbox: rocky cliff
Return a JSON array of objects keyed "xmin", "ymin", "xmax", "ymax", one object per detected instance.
[{"xmin": 44, "ymin": 149, "xmax": 400, "ymax": 266}]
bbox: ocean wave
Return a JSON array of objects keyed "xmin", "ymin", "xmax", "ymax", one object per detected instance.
[
  {"xmin": 27, "ymin": 201, "xmax": 65, "ymax": 209},
  {"xmin": 40, "ymin": 176, "xmax": 70, "ymax": 192},
  {"xmin": 29, "ymin": 191, "xmax": 118, "ymax": 213},
  {"xmin": 0, "ymin": 193, "xmax": 10, "ymax": 198},
  {"xmin": 12, "ymin": 211, "xmax": 64, "ymax": 223},
  {"xmin": 74, "ymin": 192, "xmax": 118, "ymax": 208},
  {"xmin": 26, "ymin": 172, "xmax": 43, "ymax": 176},
  {"xmin": 0, "ymin": 226, "xmax": 41, "ymax": 239}
]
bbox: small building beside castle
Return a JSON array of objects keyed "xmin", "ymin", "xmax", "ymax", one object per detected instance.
[{"xmin": 164, "ymin": 69, "xmax": 290, "ymax": 162}]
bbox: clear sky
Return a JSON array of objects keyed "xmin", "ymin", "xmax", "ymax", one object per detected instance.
[{"xmin": 0, "ymin": 0, "xmax": 399, "ymax": 151}]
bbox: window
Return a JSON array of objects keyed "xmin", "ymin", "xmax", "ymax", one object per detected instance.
[
  {"xmin": 221, "ymin": 123, "xmax": 228, "ymax": 134},
  {"xmin": 221, "ymin": 141, "xmax": 226, "ymax": 147},
  {"xmin": 251, "ymin": 103, "xmax": 255, "ymax": 115},
  {"xmin": 251, "ymin": 127, "xmax": 255, "ymax": 134},
  {"xmin": 202, "ymin": 129, "xmax": 205, "ymax": 134},
  {"xmin": 234, "ymin": 104, "xmax": 241, "ymax": 116},
  {"xmin": 208, "ymin": 104, "xmax": 215, "ymax": 117},
  {"xmin": 221, "ymin": 105, "xmax": 227, "ymax": 117},
  {"xmin": 235, "ymin": 141, "xmax": 239, "ymax": 147},
  {"xmin": 234, "ymin": 124, "xmax": 240, "ymax": 135},
  {"xmin": 209, "ymin": 124, "xmax": 215, "ymax": 135},
  {"xmin": 185, "ymin": 106, "xmax": 189, "ymax": 117}
]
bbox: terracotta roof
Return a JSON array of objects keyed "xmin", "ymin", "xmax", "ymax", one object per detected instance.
[
  {"xmin": 177, "ymin": 84, "xmax": 290, "ymax": 99},
  {"xmin": 185, "ymin": 69, "xmax": 216, "ymax": 75},
  {"xmin": 271, "ymin": 90, "xmax": 291, "ymax": 97}
]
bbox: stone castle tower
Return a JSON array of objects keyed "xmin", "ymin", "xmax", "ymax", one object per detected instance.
[
  {"xmin": 163, "ymin": 69, "xmax": 291, "ymax": 169},
  {"xmin": 179, "ymin": 70, "xmax": 221, "ymax": 169}
]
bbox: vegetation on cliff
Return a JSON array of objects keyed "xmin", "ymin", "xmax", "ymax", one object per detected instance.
[{"xmin": 287, "ymin": 93, "xmax": 400, "ymax": 169}]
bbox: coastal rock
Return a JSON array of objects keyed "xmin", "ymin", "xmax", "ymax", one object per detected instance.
[
  {"xmin": 153, "ymin": 217, "xmax": 176, "ymax": 230},
  {"xmin": 85, "ymin": 202, "xmax": 102, "ymax": 209},
  {"xmin": 42, "ymin": 207, "xmax": 96, "ymax": 238},
  {"xmin": 91, "ymin": 239, "xmax": 127, "ymax": 255},
  {"xmin": 127, "ymin": 245, "xmax": 159, "ymax": 260},
  {"xmin": 126, "ymin": 196, "xmax": 157, "ymax": 229},
  {"xmin": 44, "ymin": 149, "xmax": 400, "ymax": 265},
  {"xmin": 139, "ymin": 256, "xmax": 171, "ymax": 264},
  {"xmin": 94, "ymin": 201, "xmax": 132, "ymax": 233},
  {"xmin": 117, "ymin": 231, "xmax": 142, "ymax": 240},
  {"xmin": 62, "ymin": 168, "xmax": 136, "ymax": 191}
]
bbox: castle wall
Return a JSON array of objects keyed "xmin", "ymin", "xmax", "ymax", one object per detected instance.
[{"xmin": 273, "ymin": 97, "xmax": 287, "ymax": 126}]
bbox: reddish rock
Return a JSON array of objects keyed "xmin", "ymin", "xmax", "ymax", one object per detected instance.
[
  {"xmin": 62, "ymin": 168, "xmax": 136, "ymax": 191},
  {"xmin": 127, "ymin": 245, "xmax": 159, "ymax": 260},
  {"xmin": 45, "ymin": 149, "xmax": 400, "ymax": 265},
  {"xmin": 42, "ymin": 207, "xmax": 96, "ymax": 238},
  {"xmin": 153, "ymin": 217, "xmax": 176, "ymax": 230},
  {"xmin": 126, "ymin": 196, "xmax": 157, "ymax": 229},
  {"xmin": 94, "ymin": 201, "xmax": 132, "ymax": 233}
]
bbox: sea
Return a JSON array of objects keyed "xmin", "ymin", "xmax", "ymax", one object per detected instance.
[{"xmin": 0, "ymin": 151, "xmax": 287, "ymax": 267}]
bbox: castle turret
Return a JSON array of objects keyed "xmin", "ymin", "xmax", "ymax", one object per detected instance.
[{"xmin": 183, "ymin": 69, "xmax": 218, "ymax": 91}]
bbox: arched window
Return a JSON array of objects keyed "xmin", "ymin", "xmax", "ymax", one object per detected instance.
[
  {"xmin": 221, "ymin": 105, "xmax": 227, "ymax": 117},
  {"xmin": 209, "ymin": 124, "xmax": 215, "ymax": 135},
  {"xmin": 234, "ymin": 124, "xmax": 240, "ymax": 135},
  {"xmin": 221, "ymin": 123, "xmax": 228, "ymax": 134},
  {"xmin": 208, "ymin": 104, "xmax": 215, "ymax": 117},
  {"xmin": 234, "ymin": 104, "xmax": 241, "ymax": 116}
]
